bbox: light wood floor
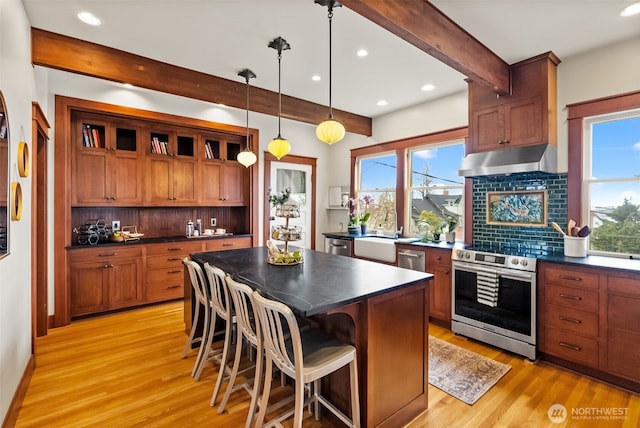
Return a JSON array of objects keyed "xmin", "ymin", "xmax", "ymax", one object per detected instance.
[{"xmin": 15, "ymin": 302, "xmax": 639, "ymax": 427}]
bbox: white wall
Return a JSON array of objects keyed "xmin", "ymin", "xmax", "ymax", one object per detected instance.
[{"xmin": 0, "ymin": 0, "xmax": 37, "ymax": 422}]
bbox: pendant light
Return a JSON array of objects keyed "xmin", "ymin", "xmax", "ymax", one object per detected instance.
[
  {"xmin": 267, "ymin": 37, "xmax": 291, "ymax": 160},
  {"xmin": 315, "ymin": 0, "xmax": 345, "ymax": 145},
  {"xmin": 236, "ymin": 69, "xmax": 257, "ymax": 168}
]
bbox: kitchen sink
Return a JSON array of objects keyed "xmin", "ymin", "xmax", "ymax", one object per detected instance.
[{"xmin": 354, "ymin": 237, "xmax": 398, "ymax": 263}]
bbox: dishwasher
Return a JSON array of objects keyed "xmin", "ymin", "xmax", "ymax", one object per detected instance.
[
  {"xmin": 324, "ymin": 237, "xmax": 352, "ymax": 257},
  {"xmin": 397, "ymin": 248, "xmax": 426, "ymax": 271}
]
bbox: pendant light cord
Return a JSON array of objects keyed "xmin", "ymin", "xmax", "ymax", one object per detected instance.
[
  {"xmin": 245, "ymin": 76, "xmax": 250, "ymax": 148},
  {"xmin": 328, "ymin": 7, "xmax": 334, "ymax": 119},
  {"xmin": 277, "ymin": 51, "xmax": 283, "ymax": 138}
]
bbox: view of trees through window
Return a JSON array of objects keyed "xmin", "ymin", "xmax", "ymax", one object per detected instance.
[
  {"xmin": 585, "ymin": 111, "xmax": 640, "ymax": 256},
  {"xmin": 355, "ymin": 140, "xmax": 465, "ymax": 240}
]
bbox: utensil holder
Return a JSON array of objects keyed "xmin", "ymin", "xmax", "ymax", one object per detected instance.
[{"xmin": 564, "ymin": 236, "xmax": 587, "ymax": 257}]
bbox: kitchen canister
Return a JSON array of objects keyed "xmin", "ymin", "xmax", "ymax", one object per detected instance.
[{"xmin": 564, "ymin": 236, "xmax": 587, "ymax": 257}]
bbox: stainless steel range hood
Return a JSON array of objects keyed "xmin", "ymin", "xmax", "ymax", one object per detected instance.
[{"xmin": 458, "ymin": 143, "xmax": 557, "ymax": 177}]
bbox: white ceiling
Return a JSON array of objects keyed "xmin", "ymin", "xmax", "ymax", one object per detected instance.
[{"xmin": 22, "ymin": 0, "xmax": 640, "ymax": 118}]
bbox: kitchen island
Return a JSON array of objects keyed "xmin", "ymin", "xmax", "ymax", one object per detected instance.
[{"xmin": 189, "ymin": 247, "xmax": 433, "ymax": 428}]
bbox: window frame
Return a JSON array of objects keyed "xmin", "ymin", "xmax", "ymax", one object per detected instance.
[{"xmin": 567, "ymin": 90, "xmax": 640, "ymax": 257}]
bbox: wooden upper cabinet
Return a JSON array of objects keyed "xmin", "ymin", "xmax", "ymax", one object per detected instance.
[
  {"xmin": 200, "ymin": 134, "xmax": 247, "ymax": 206},
  {"xmin": 144, "ymin": 128, "xmax": 197, "ymax": 205},
  {"xmin": 72, "ymin": 113, "xmax": 143, "ymax": 206},
  {"xmin": 468, "ymin": 52, "xmax": 559, "ymax": 153}
]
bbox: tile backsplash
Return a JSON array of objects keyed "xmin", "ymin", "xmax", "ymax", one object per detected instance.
[{"xmin": 472, "ymin": 172, "xmax": 568, "ymax": 256}]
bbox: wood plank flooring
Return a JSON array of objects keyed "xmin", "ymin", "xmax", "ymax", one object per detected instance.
[{"xmin": 14, "ymin": 302, "xmax": 640, "ymax": 427}]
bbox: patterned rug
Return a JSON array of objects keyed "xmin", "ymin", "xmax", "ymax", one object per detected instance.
[{"xmin": 428, "ymin": 336, "xmax": 511, "ymax": 405}]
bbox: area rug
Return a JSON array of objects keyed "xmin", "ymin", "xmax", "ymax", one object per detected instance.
[{"xmin": 428, "ymin": 336, "xmax": 511, "ymax": 405}]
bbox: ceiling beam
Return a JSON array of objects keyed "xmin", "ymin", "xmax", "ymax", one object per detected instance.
[
  {"xmin": 340, "ymin": 0, "xmax": 511, "ymax": 95},
  {"xmin": 30, "ymin": 27, "xmax": 372, "ymax": 137}
]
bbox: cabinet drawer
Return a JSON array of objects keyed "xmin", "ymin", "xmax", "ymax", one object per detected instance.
[
  {"xmin": 608, "ymin": 294, "xmax": 640, "ymax": 333},
  {"xmin": 544, "ymin": 327, "xmax": 599, "ymax": 367},
  {"xmin": 608, "ymin": 275, "xmax": 640, "ymax": 298},
  {"xmin": 69, "ymin": 246, "xmax": 143, "ymax": 263},
  {"xmin": 545, "ymin": 284, "xmax": 598, "ymax": 312},
  {"xmin": 145, "ymin": 269, "xmax": 184, "ymax": 302},
  {"xmin": 546, "ymin": 304, "xmax": 598, "ymax": 337},
  {"xmin": 146, "ymin": 254, "xmax": 186, "ymax": 269},
  {"xmin": 543, "ymin": 265, "xmax": 599, "ymax": 290},
  {"xmin": 204, "ymin": 237, "xmax": 251, "ymax": 251},
  {"xmin": 145, "ymin": 242, "xmax": 203, "ymax": 256},
  {"xmin": 427, "ymin": 249, "xmax": 451, "ymax": 268},
  {"xmin": 145, "ymin": 280, "xmax": 184, "ymax": 302}
]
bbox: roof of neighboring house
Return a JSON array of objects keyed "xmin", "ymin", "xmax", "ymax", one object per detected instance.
[{"xmin": 411, "ymin": 194, "xmax": 462, "ymax": 219}]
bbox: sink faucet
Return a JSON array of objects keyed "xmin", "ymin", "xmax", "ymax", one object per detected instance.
[{"xmin": 395, "ymin": 226, "xmax": 403, "ymax": 238}]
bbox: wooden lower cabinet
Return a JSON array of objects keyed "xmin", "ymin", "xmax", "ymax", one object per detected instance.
[
  {"xmin": 69, "ymin": 246, "xmax": 143, "ymax": 317},
  {"xmin": 69, "ymin": 237, "xmax": 252, "ymax": 317},
  {"xmin": 539, "ymin": 261, "xmax": 640, "ymax": 389},
  {"xmin": 426, "ymin": 248, "xmax": 452, "ymax": 327}
]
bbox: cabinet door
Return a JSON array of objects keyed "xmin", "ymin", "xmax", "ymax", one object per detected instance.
[
  {"xmin": 221, "ymin": 163, "xmax": 245, "ymax": 205},
  {"xmin": 201, "ymin": 161, "xmax": 222, "ymax": 204},
  {"xmin": 111, "ymin": 151, "xmax": 143, "ymax": 204},
  {"xmin": 109, "ymin": 257, "xmax": 143, "ymax": 309},
  {"xmin": 172, "ymin": 158, "xmax": 197, "ymax": 203},
  {"xmin": 505, "ymin": 96, "xmax": 542, "ymax": 147},
  {"xmin": 145, "ymin": 156, "xmax": 172, "ymax": 204},
  {"xmin": 470, "ymin": 105, "xmax": 504, "ymax": 152},
  {"xmin": 74, "ymin": 149, "xmax": 110, "ymax": 205},
  {"xmin": 70, "ymin": 261, "xmax": 110, "ymax": 316},
  {"xmin": 427, "ymin": 249, "xmax": 452, "ymax": 325}
]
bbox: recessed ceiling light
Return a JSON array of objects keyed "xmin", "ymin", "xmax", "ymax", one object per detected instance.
[
  {"xmin": 376, "ymin": 100, "xmax": 388, "ymax": 107},
  {"xmin": 356, "ymin": 49, "xmax": 368, "ymax": 58},
  {"xmin": 421, "ymin": 84, "xmax": 436, "ymax": 92},
  {"xmin": 77, "ymin": 11, "xmax": 102, "ymax": 26},
  {"xmin": 620, "ymin": 2, "xmax": 640, "ymax": 17},
  {"xmin": 312, "ymin": 75, "xmax": 321, "ymax": 82}
]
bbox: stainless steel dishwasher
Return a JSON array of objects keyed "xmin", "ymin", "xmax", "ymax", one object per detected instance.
[
  {"xmin": 397, "ymin": 248, "xmax": 426, "ymax": 271},
  {"xmin": 324, "ymin": 237, "xmax": 352, "ymax": 257}
]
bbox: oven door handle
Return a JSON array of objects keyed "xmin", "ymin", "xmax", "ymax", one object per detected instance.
[{"xmin": 453, "ymin": 262, "xmax": 533, "ymax": 281}]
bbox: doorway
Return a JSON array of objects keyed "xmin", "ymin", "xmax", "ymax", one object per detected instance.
[{"xmin": 264, "ymin": 153, "xmax": 316, "ymax": 250}]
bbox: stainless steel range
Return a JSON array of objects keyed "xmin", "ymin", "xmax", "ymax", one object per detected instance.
[{"xmin": 451, "ymin": 246, "xmax": 537, "ymax": 360}]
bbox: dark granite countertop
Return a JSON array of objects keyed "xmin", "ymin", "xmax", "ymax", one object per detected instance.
[
  {"xmin": 323, "ymin": 231, "xmax": 462, "ymax": 250},
  {"xmin": 66, "ymin": 233, "xmax": 252, "ymax": 250},
  {"xmin": 190, "ymin": 247, "xmax": 433, "ymax": 317},
  {"xmin": 540, "ymin": 254, "xmax": 640, "ymax": 273}
]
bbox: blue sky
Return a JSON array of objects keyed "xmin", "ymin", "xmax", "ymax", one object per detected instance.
[{"xmin": 590, "ymin": 115, "xmax": 640, "ymax": 208}]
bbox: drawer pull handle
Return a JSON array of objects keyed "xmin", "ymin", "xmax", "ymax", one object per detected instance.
[
  {"xmin": 559, "ymin": 293, "xmax": 582, "ymax": 301},
  {"xmin": 167, "ymin": 257, "xmax": 182, "ymax": 261},
  {"xmin": 559, "ymin": 316, "xmax": 582, "ymax": 324},
  {"xmin": 559, "ymin": 342, "xmax": 581, "ymax": 351},
  {"xmin": 168, "ymin": 270, "xmax": 183, "ymax": 274},
  {"xmin": 99, "ymin": 253, "xmax": 117, "ymax": 257},
  {"xmin": 103, "ymin": 264, "xmax": 114, "ymax": 269},
  {"xmin": 559, "ymin": 275, "xmax": 582, "ymax": 281},
  {"xmin": 167, "ymin": 285, "xmax": 182, "ymax": 289},
  {"xmin": 168, "ymin": 247, "xmax": 184, "ymax": 251},
  {"xmin": 222, "ymin": 243, "xmax": 235, "ymax": 247}
]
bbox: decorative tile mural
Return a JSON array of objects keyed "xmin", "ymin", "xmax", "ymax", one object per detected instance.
[{"xmin": 472, "ymin": 172, "xmax": 568, "ymax": 256}]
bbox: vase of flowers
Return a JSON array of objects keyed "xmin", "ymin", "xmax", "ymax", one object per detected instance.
[{"xmin": 348, "ymin": 194, "xmax": 373, "ymax": 235}]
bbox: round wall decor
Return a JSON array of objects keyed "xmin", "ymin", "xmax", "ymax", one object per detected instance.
[
  {"xmin": 11, "ymin": 181, "xmax": 22, "ymax": 221},
  {"xmin": 17, "ymin": 141, "xmax": 29, "ymax": 177}
]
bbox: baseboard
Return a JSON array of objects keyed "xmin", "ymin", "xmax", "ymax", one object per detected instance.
[
  {"xmin": 2, "ymin": 354, "xmax": 34, "ymax": 428},
  {"xmin": 47, "ymin": 314, "xmax": 55, "ymax": 329}
]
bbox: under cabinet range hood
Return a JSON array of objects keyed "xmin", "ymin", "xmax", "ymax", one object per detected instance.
[{"xmin": 458, "ymin": 143, "xmax": 558, "ymax": 177}]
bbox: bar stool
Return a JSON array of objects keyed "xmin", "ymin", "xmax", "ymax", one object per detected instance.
[
  {"xmin": 181, "ymin": 258, "xmax": 211, "ymax": 379},
  {"xmin": 252, "ymin": 291, "xmax": 361, "ymax": 428},
  {"xmin": 217, "ymin": 276, "xmax": 263, "ymax": 424},
  {"xmin": 203, "ymin": 263, "xmax": 237, "ymax": 406}
]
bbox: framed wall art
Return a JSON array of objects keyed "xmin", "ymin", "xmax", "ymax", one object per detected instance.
[{"xmin": 486, "ymin": 190, "xmax": 547, "ymax": 226}]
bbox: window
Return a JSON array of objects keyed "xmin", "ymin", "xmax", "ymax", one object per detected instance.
[
  {"xmin": 355, "ymin": 152, "xmax": 397, "ymax": 233},
  {"xmin": 407, "ymin": 140, "xmax": 465, "ymax": 240},
  {"xmin": 584, "ymin": 109, "xmax": 640, "ymax": 257}
]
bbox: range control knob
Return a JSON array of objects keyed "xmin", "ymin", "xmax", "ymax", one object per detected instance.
[
  {"xmin": 465, "ymin": 252, "xmax": 471, "ymax": 259},
  {"xmin": 511, "ymin": 258, "xmax": 519, "ymax": 265},
  {"xmin": 457, "ymin": 250, "xmax": 464, "ymax": 259},
  {"xmin": 521, "ymin": 259, "xmax": 528, "ymax": 267}
]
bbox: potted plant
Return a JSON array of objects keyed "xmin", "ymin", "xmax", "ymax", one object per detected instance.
[
  {"xmin": 417, "ymin": 210, "xmax": 442, "ymax": 242},
  {"xmin": 445, "ymin": 215, "xmax": 458, "ymax": 243},
  {"xmin": 348, "ymin": 195, "xmax": 373, "ymax": 235}
]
